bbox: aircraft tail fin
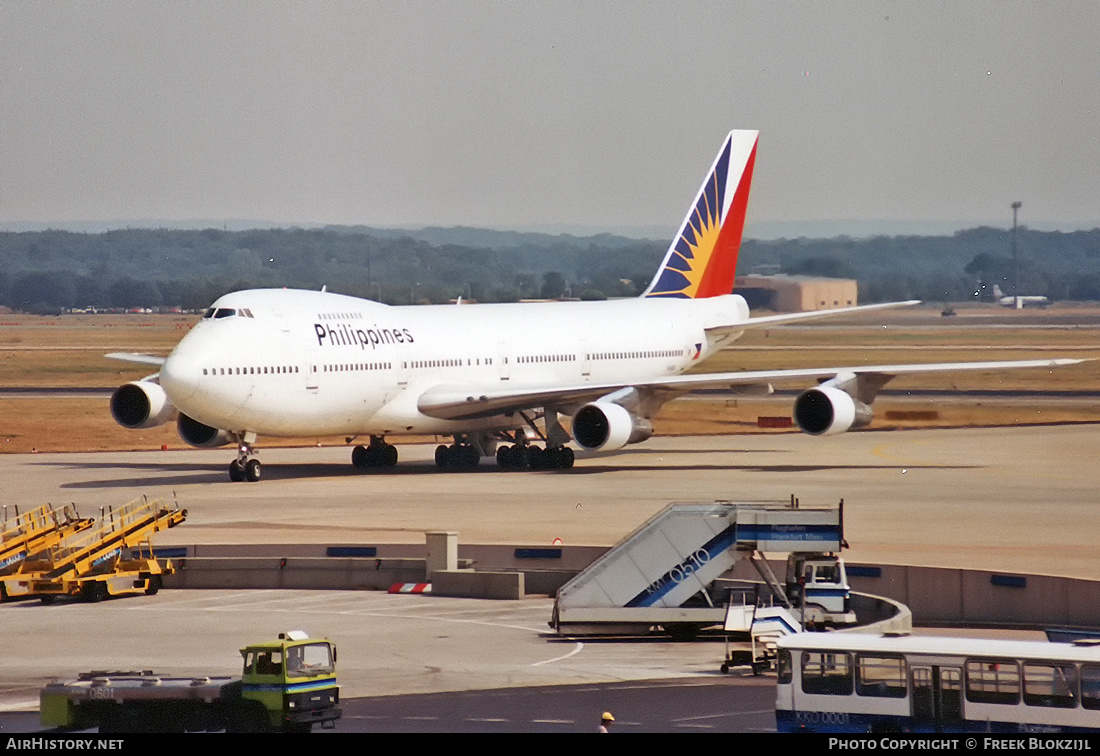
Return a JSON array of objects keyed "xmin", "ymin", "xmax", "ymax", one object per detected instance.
[{"xmin": 643, "ymin": 130, "xmax": 758, "ymax": 299}]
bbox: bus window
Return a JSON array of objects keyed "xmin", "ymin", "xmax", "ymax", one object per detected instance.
[
  {"xmin": 1081, "ymin": 665, "xmax": 1100, "ymax": 710},
  {"xmin": 856, "ymin": 654, "xmax": 907, "ymax": 698},
  {"xmin": 801, "ymin": 652, "xmax": 852, "ymax": 696},
  {"xmin": 966, "ymin": 658, "xmax": 1020, "ymax": 705},
  {"xmin": 777, "ymin": 650, "xmax": 792, "ymax": 684},
  {"xmin": 1023, "ymin": 662, "xmax": 1078, "ymax": 708}
]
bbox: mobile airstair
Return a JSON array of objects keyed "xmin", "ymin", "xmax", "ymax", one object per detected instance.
[
  {"xmin": 550, "ymin": 498, "xmax": 848, "ymax": 636},
  {"xmin": 0, "ymin": 497, "xmax": 186, "ymax": 603}
]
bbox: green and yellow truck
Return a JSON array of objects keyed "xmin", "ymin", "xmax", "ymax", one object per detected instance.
[{"xmin": 40, "ymin": 631, "xmax": 340, "ymax": 733}]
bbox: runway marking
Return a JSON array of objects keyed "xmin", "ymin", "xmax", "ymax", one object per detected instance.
[
  {"xmin": 124, "ymin": 592, "xmax": 566, "ymax": 661},
  {"xmin": 532, "ymin": 642, "xmax": 584, "ymax": 666},
  {"xmin": 672, "ymin": 707, "xmax": 774, "ymax": 724},
  {"xmin": 149, "ymin": 604, "xmax": 581, "ymax": 669}
]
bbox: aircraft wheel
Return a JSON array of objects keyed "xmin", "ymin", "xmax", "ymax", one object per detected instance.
[
  {"xmin": 244, "ymin": 458, "xmax": 262, "ymax": 482},
  {"xmin": 435, "ymin": 445, "xmax": 450, "ymax": 468},
  {"xmin": 352, "ymin": 445, "xmax": 369, "ymax": 469},
  {"xmin": 559, "ymin": 447, "xmax": 575, "ymax": 469},
  {"xmin": 526, "ymin": 445, "xmax": 544, "ymax": 470},
  {"xmin": 229, "ymin": 459, "xmax": 245, "ymax": 482},
  {"xmin": 383, "ymin": 444, "xmax": 398, "ymax": 467}
]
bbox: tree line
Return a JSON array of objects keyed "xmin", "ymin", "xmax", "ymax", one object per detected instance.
[{"xmin": 0, "ymin": 225, "xmax": 1097, "ymax": 314}]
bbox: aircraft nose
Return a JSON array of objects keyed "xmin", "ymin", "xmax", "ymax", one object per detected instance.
[{"xmin": 159, "ymin": 344, "xmax": 202, "ymax": 403}]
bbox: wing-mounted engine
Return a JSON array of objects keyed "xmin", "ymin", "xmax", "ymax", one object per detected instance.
[
  {"xmin": 176, "ymin": 414, "xmax": 232, "ymax": 448},
  {"xmin": 793, "ymin": 386, "xmax": 873, "ymax": 435},
  {"xmin": 793, "ymin": 371, "xmax": 893, "ymax": 436},
  {"xmin": 572, "ymin": 402, "xmax": 653, "ymax": 451},
  {"xmin": 571, "ymin": 388, "xmax": 658, "ymax": 452},
  {"xmin": 110, "ymin": 381, "xmax": 176, "ymax": 429}
]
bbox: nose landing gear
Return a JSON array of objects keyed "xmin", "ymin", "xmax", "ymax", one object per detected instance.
[{"xmin": 228, "ymin": 436, "xmax": 261, "ymax": 482}]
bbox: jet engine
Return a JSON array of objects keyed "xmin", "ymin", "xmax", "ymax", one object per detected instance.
[
  {"xmin": 792, "ymin": 386, "xmax": 873, "ymax": 436},
  {"xmin": 110, "ymin": 381, "xmax": 175, "ymax": 429},
  {"xmin": 177, "ymin": 413, "xmax": 232, "ymax": 448},
  {"xmin": 571, "ymin": 401, "xmax": 653, "ymax": 452}
]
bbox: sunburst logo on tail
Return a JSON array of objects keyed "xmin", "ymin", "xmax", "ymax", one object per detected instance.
[{"xmin": 644, "ymin": 131, "xmax": 758, "ymax": 299}]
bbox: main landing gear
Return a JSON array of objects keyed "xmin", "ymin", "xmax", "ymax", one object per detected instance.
[
  {"xmin": 434, "ymin": 439, "xmax": 481, "ymax": 469},
  {"xmin": 351, "ymin": 437, "xmax": 398, "ymax": 470},
  {"xmin": 228, "ymin": 439, "xmax": 261, "ymax": 482},
  {"xmin": 496, "ymin": 443, "xmax": 574, "ymax": 470},
  {"xmin": 433, "ymin": 432, "xmax": 576, "ymax": 471},
  {"xmin": 497, "ymin": 410, "xmax": 575, "ymax": 470}
]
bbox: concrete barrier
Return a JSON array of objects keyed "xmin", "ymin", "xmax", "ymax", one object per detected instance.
[
  {"xmin": 165, "ymin": 556, "xmax": 431, "ymax": 591},
  {"xmin": 847, "ymin": 563, "xmax": 1100, "ymax": 630},
  {"xmin": 156, "ymin": 542, "xmax": 601, "ymax": 597},
  {"xmin": 431, "ymin": 570, "xmax": 524, "ymax": 600}
]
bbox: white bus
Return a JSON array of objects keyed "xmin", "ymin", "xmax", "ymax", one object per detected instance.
[{"xmin": 776, "ymin": 632, "xmax": 1100, "ymax": 733}]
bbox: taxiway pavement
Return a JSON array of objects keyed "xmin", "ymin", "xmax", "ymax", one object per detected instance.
[{"xmin": 0, "ymin": 424, "xmax": 1095, "ymax": 713}]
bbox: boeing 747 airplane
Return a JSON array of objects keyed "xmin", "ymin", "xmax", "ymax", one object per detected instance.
[{"xmin": 108, "ymin": 131, "xmax": 1080, "ymax": 481}]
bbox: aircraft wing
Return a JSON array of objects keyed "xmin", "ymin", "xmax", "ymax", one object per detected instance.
[
  {"xmin": 701, "ymin": 300, "xmax": 921, "ymax": 348},
  {"xmin": 417, "ymin": 358, "xmax": 1083, "ymax": 421},
  {"xmin": 737, "ymin": 299, "xmax": 922, "ymax": 328},
  {"xmin": 105, "ymin": 353, "xmax": 167, "ymax": 366}
]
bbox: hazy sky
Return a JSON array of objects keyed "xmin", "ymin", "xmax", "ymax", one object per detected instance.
[{"xmin": 2, "ymin": 1, "xmax": 1097, "ymax": 237}]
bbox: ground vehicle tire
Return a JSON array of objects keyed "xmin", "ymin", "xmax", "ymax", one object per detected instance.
[
  {"xmin": 225, "ymin": 700, "xmax": 271, "ymax": 733},
  {"xmin": 81, "ymin": 581, "xmax": 108, "ymax": 602}
]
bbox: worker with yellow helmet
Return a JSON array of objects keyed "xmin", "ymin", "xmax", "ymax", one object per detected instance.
[{"xmin": 598, "ymin": 711, "xmax": 614, "ymax": 733}]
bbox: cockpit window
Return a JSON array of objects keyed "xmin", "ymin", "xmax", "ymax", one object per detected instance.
[{"xmin": 203, "ymin": 307, "xmax": 254, "ymax": 319}]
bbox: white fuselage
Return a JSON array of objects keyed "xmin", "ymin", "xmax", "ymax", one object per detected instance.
[{"xmin": 158, "ymin": 289, "xmax": 749, "ymax": 438}]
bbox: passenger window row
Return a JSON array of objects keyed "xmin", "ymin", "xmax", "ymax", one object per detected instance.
[
  {"xmin": 322, "ymin": 362, "xmax": 392, "ymax": 372},
  {"xmin": 796, "ymin": 651, "xmax": 1100, "ymax": 710},
  {"xmin": 588, "ymin": 349, "xmax": 684, "ymax": 360},
  {"xmin": 203, "ymin": 365, "xmax": 299, "ymax": 376}
]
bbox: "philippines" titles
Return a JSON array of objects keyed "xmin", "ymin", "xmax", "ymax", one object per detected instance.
[{"xmin": 313, "ymin": 322, "xmax": 415, "ymax": 350}]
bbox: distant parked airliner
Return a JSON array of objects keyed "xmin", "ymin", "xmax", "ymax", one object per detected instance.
[{"xmin": 108, "ymin": 131, "xmax": 1080, "ymax": 481}]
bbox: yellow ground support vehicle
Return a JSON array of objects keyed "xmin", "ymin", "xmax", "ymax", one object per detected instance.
[
  {"xmin": 40, "ymin": 632, "xmax": 340, "ymax": 733},
  {"xmin": 1, "ymin": 497, "xmax": 184, "ymax": 603},
  {"xmin": 0, "ymin": 504, "xmax": 94, "ymax": 578}
]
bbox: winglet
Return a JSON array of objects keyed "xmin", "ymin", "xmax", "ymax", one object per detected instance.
[{"xmin": 643, "ymin": 130, "xmax": 758, "ymax": 298}]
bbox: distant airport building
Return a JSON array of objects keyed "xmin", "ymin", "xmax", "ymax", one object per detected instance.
[{"xmin": 734, "ymin": 274, "xmax": 858, "ymax": 313}]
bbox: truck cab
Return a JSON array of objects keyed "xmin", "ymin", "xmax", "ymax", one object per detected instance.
[
  {"xmin": 239, "ymin": 631, "xmax": 340, "ymax": 732},
  {"xmin": 785, "ymin": 553, "xmax": 856, "ymax": 627}
]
